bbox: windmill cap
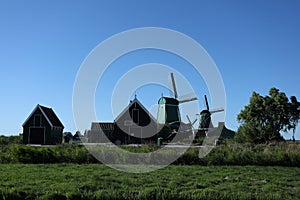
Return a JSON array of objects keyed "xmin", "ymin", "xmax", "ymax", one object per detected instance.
[{"xmin": 158, "ymin": 97, "xmax": 179, "ymax": 105}]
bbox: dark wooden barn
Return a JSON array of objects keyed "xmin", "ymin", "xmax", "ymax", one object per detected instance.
[
  {"xmin": 88, "ymin": 97, "xmax": 158, "ymax": 144},
  {"xmin": 22, "ymin": 104, "xmax": 64, "ymax": 145}
]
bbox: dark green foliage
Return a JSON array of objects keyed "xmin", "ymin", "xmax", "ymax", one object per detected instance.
[
  {"xmin": 0, "ymin": 144, "xmax": 98, "ymax": 164},
  {"xmin": 0, "ymin": 135, "xmax": 22, "ymax": 145},
  {"xmin": 0, "ymin": 164, "xmax": 299, "ymax": 200},
  {"xmin": 235, "ymin": 123, "xmax": 284, "ymax": 144},
  {"xmin": 203, "ymin": 142, "xmax": 300, "ymax": 166},
  {"xmin": 1, "ymin": 142, "xmax": 300, "ymax": 166},
  {"xmin": 290, "ymin": 96, "xmax": 300, "ymax": 140},
  {"xmin": 220, "ymin": 127, "xmax": 235, "ymax": 139},
  {"xmin": 237, "ymin": 88, "xmax": 300, "ymax": 143},
  {"xmin": 63, "ymin": 132, "xmax": 73, "ymax": 143},
  {"xmin": 192, "ymin": 136, "xmax": 205, "ymax": 144}
]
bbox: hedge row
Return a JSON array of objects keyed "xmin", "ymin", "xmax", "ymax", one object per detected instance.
[{"xmin": 0, "ymin": 142, "xmax": 299, "ymax": 166}]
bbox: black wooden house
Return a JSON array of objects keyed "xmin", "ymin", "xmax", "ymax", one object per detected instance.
[
  {"xmin": 22, "ymin": 104, "xmax": 64, "ymax": 145},
  {"xmin": 88, "ymin": 97, "xmax": 158, "ymax": 144}
]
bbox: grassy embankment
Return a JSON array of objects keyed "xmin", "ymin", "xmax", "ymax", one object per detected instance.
[
  {"xmin": 1, "ymin": 142, "xmax": 300, "ymax": 199},
  {"xmin": 1, "ymin": 142, "xmax": 300, "ymax": 166},
  {"xmin": 0, "ymin": 164, "xmax": 299, "ymax": 200}
]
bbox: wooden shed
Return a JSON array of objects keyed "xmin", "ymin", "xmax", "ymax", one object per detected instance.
[{"xmin": 22, "ymin": 104, "xmax": 64, "ymax": 145}]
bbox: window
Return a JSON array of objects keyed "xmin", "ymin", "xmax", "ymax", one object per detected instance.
[
  {"xmin": 34, "ymin": 115, "xmax": 41, "ymax": 126},
  {"xmin": 132, "ymin": 108, "xmax": 139, "ymax": 124}
]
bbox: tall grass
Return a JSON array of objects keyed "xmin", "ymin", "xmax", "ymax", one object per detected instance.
[
  {"xmin": 0, "ymin": 164, "xmax": 299, "ymax": 200},
  {"xmin": 0, "ymin": 141, "xmax": 300, "ymax": 166}
]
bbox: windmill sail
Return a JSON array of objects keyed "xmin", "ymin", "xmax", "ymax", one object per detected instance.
[
  {"xmin": 178, "ymin": 92, "xmax": 198, "ymax": 103},
  {"xmin": 186, "ymin": 115, "xmax": 197, "ymax": 125},
  {"xmin": 186, "ymin": 115, "xmax": 197, "ymax": 135},
  {"xmin": 198, "ymin": 95, "xmax": 224, "ymax": 129},
  {"xmin": 179, "ymin": 97, "xmax": 198, "ymax": 104},
  {"xmin": 170, "ymin": 73, "xmax": 178, "ymax": 99},
  {"xmin": 204, "ymin": 95, "xmax": 209, "ymax": 111},
  {"xmin": 210, "ymin": 108, "xmax": 225, "ymax": 114}
]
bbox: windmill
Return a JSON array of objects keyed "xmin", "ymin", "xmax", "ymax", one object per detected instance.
[
  {"xmin": 157, "ymin": 73, "xmax": 198, "ymax": 130},
  {"xmin": 198, "ymin": 95, "xmax": 224, "ymax": 130},
  {"xmin": 186, "ymin": 115, "xmax": 197, "ymax": 135}
]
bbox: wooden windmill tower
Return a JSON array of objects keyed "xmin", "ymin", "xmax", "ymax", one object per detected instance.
[
  {"xmin": 198, "ymin": 95, "xmax": 224, "ymax": 130},
  {"xmin": 157, "ymin": 73, "xmax": 197, "ymax": 130}
]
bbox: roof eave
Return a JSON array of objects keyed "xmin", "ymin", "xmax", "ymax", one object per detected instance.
[
  {"xmin": 22, "ymin": 104, "xmax": 54, "ymax": 128},
  {"xmin": 22, "ymin": 104, "xmax": 40, "ymax": 127}
]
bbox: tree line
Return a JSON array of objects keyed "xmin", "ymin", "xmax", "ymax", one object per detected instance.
[{"xmin": 236, "ymin": 87, "xmax": 300, "ymax": 143}]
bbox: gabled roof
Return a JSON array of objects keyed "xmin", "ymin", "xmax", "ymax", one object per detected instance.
[
  {"xmin": 114, "ymin": 97, "xmax": 157, "ymax": 123},
  {"xmin": 91, "ymin": 122, "xmax": 114, "ymax": 130},
  {"xmin": 22, "ymin": 104, "xmax": 64, "ymax": 128}
]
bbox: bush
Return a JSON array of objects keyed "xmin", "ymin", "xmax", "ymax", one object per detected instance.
[
  {"xmin": 0, "ymin": 135, "xmax": 22, "ymax": 145},
  {"xmin": 0, "ymin": 142, "xmax": 300, "ymax": 166}
]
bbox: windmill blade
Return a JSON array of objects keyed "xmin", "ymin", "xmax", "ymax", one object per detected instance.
[
  {"xmin": 186, "ymin": 115, "xmax": 197, "ymax": 125},
  {"xmin": 179, "ymin": 97, "xmax": 198, "ymax": 104},
  {"xmin": 168, "ymin": 76, "xmax": 174, "ymax": 97},
  {"xmin": 186, "ymin": 115, "xmax": 197, "ymax": 135},
  {"xmin": 186, "ymin": 115, "xmax": 192, "ymax": 124},
  {"xmin": 210, "ymin": 108, "xmax": 224, "ymax": 114},
  {"xmin": 170, "ymin": 73, "xmax": 178, "ymax": 99},
  {"xmin": 178, "ymin": 92, "xmax": 198, "ymax": 103},
  {"xmin": 204, "ymin": 95, "xmax": 210, "ymax": 111},
  {"xmin": 192, "ymin": 118, "xmax": 198, "ymax": 125}
]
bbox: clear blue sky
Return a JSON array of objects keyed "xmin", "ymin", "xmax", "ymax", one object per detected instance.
[{"xmin": 0, "ymin": 0, "xmax": 299, "ymax": 139}]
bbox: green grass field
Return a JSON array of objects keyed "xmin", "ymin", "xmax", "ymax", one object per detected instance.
[{"xmin": 0, "ymin": 164, "xmax": 299, "ymax": 200}]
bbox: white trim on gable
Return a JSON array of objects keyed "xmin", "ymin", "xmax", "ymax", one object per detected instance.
[
  {"xmin": 114, "ymin": 98, "xmax": 157, "ymax": 123},
  {"xmin": 38, "ymin": 106, "xmax": 53, "ymax": 127},
  {"xmin": 22, "ymin": 104, "xmax": 53, "ymax": 128},
  {"xmin": 22, "ymin": 104, "xmax": 40, "ymax": 127}
]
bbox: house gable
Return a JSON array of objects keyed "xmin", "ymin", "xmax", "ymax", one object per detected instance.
[
  {"xmin": 23, "ymin": 104, "xmax": 64, "ymax": 129},
  {"xmin": 114, "ymin": 98, "xmax": 157, "ymax": 127},
  {"xmin": 39, "ymin": 105, "xmax": 64, "ymax": 128},
  {"xmin": 87, "ymin": 98, "xmax": 158, "ymax": 144},
  {"xmin": 22, "ymin": 104, "xmax": 64, "ymax": 145},
  {"xmin": 23, "ymin": 105, "xmax": 50, "ymax": 128},
  {"xmin": 113, "ymin": 97, "xmax": 158, "ymax": 144}
]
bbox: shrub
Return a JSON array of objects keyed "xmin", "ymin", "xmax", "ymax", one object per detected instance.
[{"xmin": 0, "ymin": 142, "xmax": 300, "ymax": 166}]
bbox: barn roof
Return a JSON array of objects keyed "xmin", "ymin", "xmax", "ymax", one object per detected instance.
[
  {"xmin": 91, "ymin": 122, "xmax": 114, "ymax": 130},
  {"xmin": 22, "ymin": 104, "xmax": 64, "ymax": 128},
  {"xmin": 114, "ymin": 97, "xmax": 157, "ymax": 123}
]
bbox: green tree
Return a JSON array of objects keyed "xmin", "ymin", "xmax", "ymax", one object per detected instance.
[
  {"xmin": 237, "ymin": 88, "xmax": 300, "ymax": 143},
  {"xmin": 290, "ymin": 96, "xmax": 300, "ymax": 141}
]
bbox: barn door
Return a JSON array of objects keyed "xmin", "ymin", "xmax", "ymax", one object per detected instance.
[{"xmin": 29, "ymin": 127, "xmax": 45, "ymax": 144}]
